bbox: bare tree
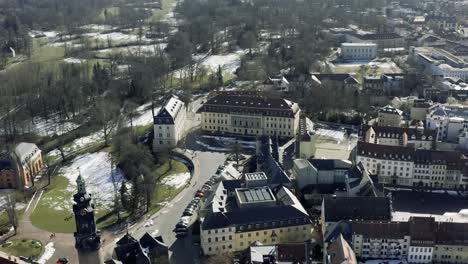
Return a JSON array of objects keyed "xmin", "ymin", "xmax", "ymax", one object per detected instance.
[
  {"xmin": 92, "ymin": 98, "xmax": 120, "ymax": 147},
  {"xmin": 1, "ymin": 192, "xmax": 18, "ymax": 232}
]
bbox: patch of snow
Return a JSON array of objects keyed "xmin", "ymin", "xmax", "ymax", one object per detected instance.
[
  {"xmin": 29, "ymin": 116, "xmax": 79, "ymax": 137},
  {"xmin": 393, "ymin": 209, "xmax": 468, "ymax": 223},
  {"xmin": 81, "ymin": 24, "xmax": 115, "ymax": 31},
  {"xmin": 125, "ymin": 102, "xmax": 160, "ymax": 127},
  {"xmin": 161, "ymin": 172, "xmax": 190, "ymax": 189},
  {"xmin": 37, "ymin": 242, "xmax": 56, "ymax": 264},
  {"xmin": 199, "ymin": 50, "xmax": 245, "ymax": 74},
  {"xmin": 61, "ymin": 152, "xmax": 125, "ymax": 208},
  {"xmin": 316, "ymin": 128, "xmax": 345, "ymax": 142},
  {"xmin": 96, "ymin": 44, "xmax": 167, "ymax": 56},
  {"xmin": 48, "ymin": 42, "xmax": 83, "ymax": 48},
  {"xmin": 196, "ymin": 140, "xmax": 229, "ymax": 152},
  {"xmin": 64, "ymin": 57, "xmax": 86, "ymax": 64}
]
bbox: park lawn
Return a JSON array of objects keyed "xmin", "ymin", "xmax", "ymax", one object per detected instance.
[
  {"xmin": 30, "ymin": 39, "xmax": 65, "ymax": 64},
  {"xmin": 30, "ymin": 176, "xmax": 76, "ymax": 233},
  {"xmin": 148, "ymin": 159, "xmax": 189, "ymax": 214},
  {"xmin": 0, "ymin": 239, "xmax": 43, "ymax": 260}
]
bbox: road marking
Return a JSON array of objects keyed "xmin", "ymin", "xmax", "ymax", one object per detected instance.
[
  {"xmin": 31, "ymin": 190, "xmax": 44, "ymax": 212},
  {"xmin": 25, "ymin": 191, "xmax": 37, "ymax": 212}
]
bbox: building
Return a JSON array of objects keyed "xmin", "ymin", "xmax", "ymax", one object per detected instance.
[
  {"xmin": 340, "ymin": 43, "xmax": 377, "ymax": 60},
  {"xmin": 410, "ymin": 47, "xmax": 468, "ymax": 81},
  {"xmin": 324, "ymin": 217, "xmax": 468, "ymax": 264},
  {"xmin": 426, "ymin": 104, "xmax": 468, "ymax": 142},
  {"xmin": 429, "ymin": 16, "xmax": 459, "ymax": 31},
  {"xmin": 293, "ymin": 159, "xmax": 352, "ymax": 189},
  {"xmin": 261, "ymin": 75, "xmax": 291, "ymax": 92},
  {"xmin": 363, "ymin": 74, "xmax": 407, "ymax": 95},
  {"xmin": 355, "ymin": 141, "xmax": 468, "ymax": 189},
  {"xmin": 377, "ymin": 105, "xmax": 403, "ymax": 127},
  {"xmin": 345, "ymin": 32, "xmax": 405, "ymax": 49},
  {"xmin": 0, "ymin": 143, "xmax": 44, "ymax": 189},
  {"xmin": 361, "ymin": 124, "xmax": 436, "ymax": 150},
  {"xmin": 198, "ymin": 91, "xmax": 301, "ymax": 138},
  {"xmin": 410, "ymin": 99, "xmax": 434, "ymax": 121},
  {"xmin": 112, "ymin": 233, "xmax": 169, "ymax": 264},
  {"xmin": 73, "ymin": 174, "xmax": 101, "ymax": 251},
  {"xmin": 242, "ymin": 241, "xmax": 315, "ymax": 264},
  {"xmin": 320, "ymin": 196, "xmax": 392, "ymax": 231},
  {"xmin": 311, "ymin": 73, "xmax": 360, "ymax": 91},
  {"xmin": 326, "ymin": 234, "xmax": 357, "ymax": 264},
  {"xmin": 200, "ymin": 179, "xmax": 312, "ymax": 256},
  {"xmin": 153, "ymin": 96, "xmax": 186, "ymax": 152},
  {"xmin": 297, "ymin": 117, "xmax": 317, "ymax": 159}
]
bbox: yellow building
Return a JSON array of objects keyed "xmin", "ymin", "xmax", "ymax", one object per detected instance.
[
  {"xmin": 200, "ymin": 178, "xmax": 312, "ymax": 256},
  {"xmin": 0, "ymin": 143, "xmax": 44, "ymax": 189},
  {"xmin": 198, "ymin": 91, "xmax": 301, "ymax": 138}
]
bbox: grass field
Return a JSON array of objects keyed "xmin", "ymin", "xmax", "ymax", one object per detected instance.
[
  {"xmin": 31, "ymin": 159, "xmax": 188, "ymax": 232},
  {"xmin": 0, "ymin": 239, "xmax": 43, "ymax": 260}
]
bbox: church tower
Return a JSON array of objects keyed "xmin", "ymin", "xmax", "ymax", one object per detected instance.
[{"xmin": 73, "ymin": 172, "xmax": 101, "ymax": 251}]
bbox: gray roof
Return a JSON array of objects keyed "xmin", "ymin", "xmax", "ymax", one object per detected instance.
[{"xmin": 14, "ymin": 143, "xmax": 39, "ymax": 161}]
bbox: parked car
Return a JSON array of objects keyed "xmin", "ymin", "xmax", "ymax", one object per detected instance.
[
  {"xmin": 174, "ymin": 227, "xmax": 188, "ymax": 233},
  {"xmin": 183, "ymin": 210, "xmax": 193, "ymax": 216},
  {"xmin": 195, "ymin": 192, "xmax": 204, "ymax": 198}
]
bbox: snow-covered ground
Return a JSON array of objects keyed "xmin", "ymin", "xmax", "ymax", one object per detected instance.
[
  {"xmin": 48, "ymin": 42, "xmax": 83, "ymax": 48},
  {"xmin": 29, "ymin": 30, "xmax": 60, "ymax": 38},
  {"xmin": 161, "ymin": 172, "xmax": 190, "ymax": 189},
  {"xmin": 47, "ymin": 131, "xmax": 104, "ymax": 159},
  {"xmin": 81, "ymin": 24, "xmax": 115, "ymax": 31},
  {"xmin": 37, "ymin": 242, "xmax": 55, "ymax": 264},
  {"xmin": 199, "ymin": 50, "xmax": 245, "ymax": 74},
  {"xmin": 125, "ymin": 102, "xmax": 160, "ymax": 127},
  {"xmin": 23, "ymin": 116, "xmax": 79, "ymax": 137},
  {"xmin": 316, "ymin": 128, "xmax": 345, "ymax": 142},
  {"xmin": 63, "ymin": 57, "xmax": 86, "ymax": 64},
  {"xmin": 61, "ymin": 152, "xmax": 125, "ymax": 208},
  {"xmin": 393, "ymin": 209, "xmax": 468, "ymax": 223},
  {"xmin": 96, "ymin": 44, "xmax": 167, "ymax": 56}
]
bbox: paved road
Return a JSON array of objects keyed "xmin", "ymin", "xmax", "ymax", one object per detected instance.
[{"xmin": 100, "ymin": 150, "xmax": 226, "ymax": 263}]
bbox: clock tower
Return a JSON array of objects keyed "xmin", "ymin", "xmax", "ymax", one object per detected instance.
[{"xmin": 73, "ymin": 173, "xmax": 101, "ymax": 251}]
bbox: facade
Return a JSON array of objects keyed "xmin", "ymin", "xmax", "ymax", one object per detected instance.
[
  {"xmin": 326, "ymin": 234, "xmax": 357, "ymax": 264},
  {"xmin": 340, "ymin": 43, "xmax": 377, "ymax": 60},
  {"xmin": 311, "ymin": 73, "xmax": 360, "ymax": 91},
  {"xmin": 356, "ymin": 141, "xmax": 468, "ymax": 189},
  {"xmin": 73, "ymin": 174, "xmax": 101, "ymax": 251},
  {"xmin": 410, "ymin": 99, "xmax": 434, "ymax": 121},
  {"xmin": 377, "ymin": 105, "xmax": 403, "ymax": 127},
  {"xmin": 198, "ymin": 91, "xmax": 301, "ymax": 138},
  {"xmin": 0, "ymin": 143, "xmax": 44, "ymax": 189},
  {"xmin": 297, "ymin": 117, "xmax": 316, "ymax": 159},
  {"xmin": 364, "ymin": 74, "xmax": 407, "ymax": 95},
  {"xmin": 345, "ymin": 32, "xmax": 405, "ymax": 49},
  {"xmin": 200, "ymin": 179, "xmax": 312, "ymax": 256},
  {"xmin": 153, "ymin": 96, "xmax": 186, "ymax": 152},
  {"xmin": 426, "ymin": 104, "xmax": 468, "ymax": 142},
  {"xmin": 361, "ymin": 124, "xmax": 436, "ymax": 150},
  {"xmin": 324, "ymin": 217, "xmax": 468, "ymax": 264}
]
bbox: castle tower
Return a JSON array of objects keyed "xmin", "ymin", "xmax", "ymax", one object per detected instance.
[{"xmin": 73, "ymin": 171, "xmax": 101, "ymax": 251}]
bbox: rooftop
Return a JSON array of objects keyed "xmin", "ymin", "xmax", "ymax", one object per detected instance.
[
  {"xmin": 323, "ymin": 196, "xmax": 392, "ymax": 222},
  {"xmin": 236, "ymin": 187, "xmax": 275, "ymax": 204}
]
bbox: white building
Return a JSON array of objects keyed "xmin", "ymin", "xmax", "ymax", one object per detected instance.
[
  {"xmin": 410, "ymin": 47, "xmax": 468, "ymax": 81},
  {"xmin": 340, "ymin": 43, "xmax": 378, "ymax": 60},
  {"xmin": 426, "ymin": 104, "xmax": 468, "ymax": 142},
  {"xmin": 355, "ymin": 141, "xmax": 467, "ymax": 189},
  {"xmin": 153, "ymin": 96, "xmax": 186, "ymax": 152},
  {"xmin": 198, "ymin": 91, "xmax": 301, "ymax": 138}
]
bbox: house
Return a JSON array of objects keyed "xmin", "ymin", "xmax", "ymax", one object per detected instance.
[
  {"xmin": 426, "ymin": 104, "xmax": 468, "ymax": 142},
  {"xmin": 153, "ymin": 96, "xmax": 186, "ymax": 152},
  {"xmin": 377, "ymin": 105, "xmax": 403, "ymax": 127},
  {"xmin": 340, "ymin": 43, "xmax": 377, "ymax": 60},
  {"xmin": 200, "ymin": 180, "xmax": 312, "ymax": 256},
  {"xmin": 112, "ymin": 232, "xmax": 168, "ymax": 264},
  {"xmin": 0, "ymin": 143, "xmax": 44, "ymax": 189},
  {"xmin": 356, "ymin": 141, "xmax": 468, "ymax": 189},
  {"xmin": 198, "ymin": 91, "xmax": 301, "ymax": 138},
  {"xmin": 320, "ymin": 196, "xmax": 392, "ymax": 231},
  {"xmin": 311, "ymin": 73, "xmax": 360, "ymax": 91},
  {"xmin": 326, "ymin": 234, "xmax": 357, "ymax": 264},
  {"xmin": 261, "ymin": 75, "xmax": 290, "ymax": 92},
  {"xmin": 361, "ymin": 124, "xmax": 437, "ymax": 149}
]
